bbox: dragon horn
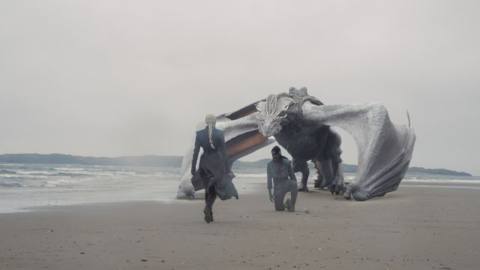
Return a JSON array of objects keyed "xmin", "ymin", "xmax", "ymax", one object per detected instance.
[{"xmin": 406, "ymin": 111, "xmax": 412, "ymax": 128}]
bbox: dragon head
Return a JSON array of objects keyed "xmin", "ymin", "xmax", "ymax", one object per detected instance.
[{"xmin": 255, "ymin": 94, "xmax": 291, "ymax": 137}]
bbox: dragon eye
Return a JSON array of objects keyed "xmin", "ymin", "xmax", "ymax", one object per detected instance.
[{"xmin": 278, "ymin": 111, "xmax": 287, "ymax": 118}]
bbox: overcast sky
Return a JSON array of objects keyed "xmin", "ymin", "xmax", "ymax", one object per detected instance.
[{"xmin": 0, "ymin": 0, "xmax": 479, "ymax": 174}]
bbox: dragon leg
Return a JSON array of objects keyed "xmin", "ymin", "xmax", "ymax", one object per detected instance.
[
  {"xmin": 313, "ymin": 160, "xmax": 323, "ymax": 189},
  {"xmin": 293, "ymin": 159, "xmax": 310, "ymax": 192}
]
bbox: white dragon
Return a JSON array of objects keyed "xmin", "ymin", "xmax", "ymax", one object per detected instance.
[{"xmin": 178, "ymin": 87, "xmax": 416, "ymax": 201}]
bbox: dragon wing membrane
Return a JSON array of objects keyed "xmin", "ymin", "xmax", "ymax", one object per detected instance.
[
  {"xmin": 177, "ymin": 101, "xmax": 274, "ymax": 198},
  {"xmin": 302, "ymin": 102, "xmax": 416, "ymax": 201}
]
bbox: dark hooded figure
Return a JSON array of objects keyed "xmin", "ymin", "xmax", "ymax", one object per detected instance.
[
  {"xmin": 191, "ymin": 114, "xmax": 239, "ymax": 223},
  {"xmin": 267, "ymin": 146, "xmax": 298, "ymax": 212}
]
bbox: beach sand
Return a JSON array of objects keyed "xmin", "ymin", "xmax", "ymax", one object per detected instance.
[{"xmin": 1, "ymin": 184, "xmax": 479, "ymax": 270}]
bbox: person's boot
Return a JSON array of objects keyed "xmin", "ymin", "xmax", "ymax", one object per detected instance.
[
  {"xmin": 203, "ymin": 207, "xmax": 213, "ymax": 223},
  {"xmin": 284, "ymin": 198, "xmax": 294, "ymax": 212}
]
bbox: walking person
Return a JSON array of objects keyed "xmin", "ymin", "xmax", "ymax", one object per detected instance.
[
  {"xmin": 267, "ymin": 146, "xmax": 298, "ymax": 212},
  {"xmin": 191, "ymin": 114, "xmax": 238, "ymax": 223}
]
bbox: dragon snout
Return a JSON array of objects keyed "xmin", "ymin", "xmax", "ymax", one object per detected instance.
[
  {"xmin": 259, "ymin": 127, "xmax": 272, "ymax": 137},
  {"xmin": 259, "ymin": 121, "xmax": 280, "ymax": 137}
]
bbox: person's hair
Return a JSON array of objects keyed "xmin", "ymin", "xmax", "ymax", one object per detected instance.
[
  {"xmin": 271, "ymin": 146, "xmax": 281, "ymax": 154},
  {"xmin": 205, "ymin": 114, "xmax": 216, "ymax": 149}
]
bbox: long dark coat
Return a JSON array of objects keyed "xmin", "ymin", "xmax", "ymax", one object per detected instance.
[{"xmin": 191, "ymin": 127, "xmax": 239, "ymax": 200}]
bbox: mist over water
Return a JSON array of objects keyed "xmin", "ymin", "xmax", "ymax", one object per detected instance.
[
  {"xmin": 0, "ymin": 164, "xmax": 180, "ymax": 213},
  {"xmin": 1, "ymin": 163, "xmax": 479, "ymax": 213}
]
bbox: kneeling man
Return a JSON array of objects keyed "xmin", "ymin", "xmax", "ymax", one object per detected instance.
[{"xmin": 267, "ymin": 146, "xmax": 298, "ymax": 212}]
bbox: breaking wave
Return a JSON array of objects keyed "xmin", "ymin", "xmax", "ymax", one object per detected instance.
[{"xmin": 0, "ymin": 163, "xmax": 478, "ymax": 213}]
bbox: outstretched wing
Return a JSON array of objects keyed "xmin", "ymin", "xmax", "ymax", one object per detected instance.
[
  {"xmin": 177, "ymin": 101, "xmax": 274, "ymax": 198},
  {"xmin": 302, "ymin": 102, "xmax": 416, "ymax": 201}
]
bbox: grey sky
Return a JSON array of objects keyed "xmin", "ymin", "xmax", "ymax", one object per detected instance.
[{"xmin": 0, "ymin": 0, "xmax": 479, "ymax": 174}]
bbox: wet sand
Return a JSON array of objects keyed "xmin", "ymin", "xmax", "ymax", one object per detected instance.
[{"xmin": 1, "ymin": 184, "xmax": 479, "ymax": 270}]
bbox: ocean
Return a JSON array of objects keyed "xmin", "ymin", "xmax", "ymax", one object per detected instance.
[{"xmin": 0, "ymin": 163, "xmax": 479, "ymax": 213}]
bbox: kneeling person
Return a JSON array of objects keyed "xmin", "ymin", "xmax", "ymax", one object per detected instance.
[{"xmin": 267, "ymin": 146, "xmax": 298, "ymax": 212}]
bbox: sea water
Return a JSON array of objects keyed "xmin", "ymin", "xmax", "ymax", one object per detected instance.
[{"xmin": 0, "ymin": 163, "xmax": 479, "ymax": 213}]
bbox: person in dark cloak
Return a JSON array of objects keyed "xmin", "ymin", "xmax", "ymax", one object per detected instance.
[
  {"xmin": 191, "ymin": 114, "xmax": 239, "ymax": 223},
  {"xmin": 267, "ymin": 146, "xmax": 298, "ymax": 212}
]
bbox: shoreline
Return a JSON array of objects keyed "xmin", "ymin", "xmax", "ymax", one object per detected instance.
[{"xmin": 2, "ymin": 178, "xmax": 480, "ymax": 214}]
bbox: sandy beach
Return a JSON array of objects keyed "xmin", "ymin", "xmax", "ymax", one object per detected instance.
[{"xmin": 1, "ymin": 184, "xmax": 479, "ymax": 270}]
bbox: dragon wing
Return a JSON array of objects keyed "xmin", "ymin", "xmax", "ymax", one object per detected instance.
[
  {"xmin": 177, "ymin": 101, "xmax": 274, "ymax": 198},
  {"xmin": 302, "ymin": 102, "xmax": 416, "ymax": 201}
]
